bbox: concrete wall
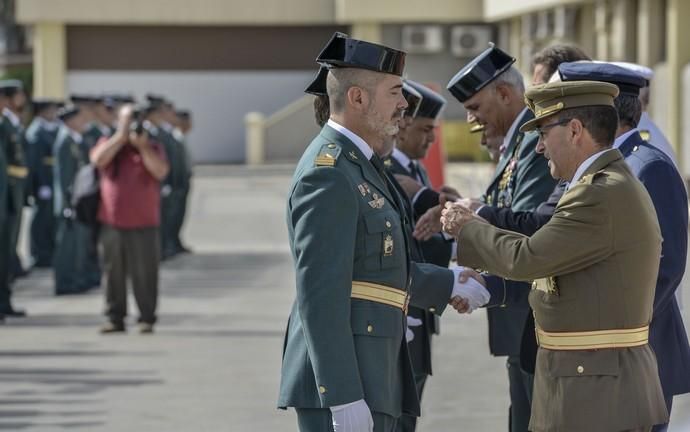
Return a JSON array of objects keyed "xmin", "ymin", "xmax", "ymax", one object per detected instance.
[
  {"xmin": 382, "ymin": 24, "xmax": 496, "ymax": 121},
  {"xmin": 264, "ymin": 96, "xmax": 321, "ymax": 163},
  {"xmin": 67, "ymin": 70, "xmax": 315, "ymax": 163},
  {"xmin": 336, "ymin": 0, "xmax": 483, "ymax": 23},
  {"xmin": 17, "ymin": 0, "xmax": 335, "ymax": 25},
  {"xmin": 683, "ymin": 63, "xmax": 690, "ymax": 177}
]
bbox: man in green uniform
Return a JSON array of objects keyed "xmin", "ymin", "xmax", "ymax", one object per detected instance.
[
  {"xmin": 25, "ymin": 98, "xmax": 61, "ymax": 267},
  {"xmin": 0, "ymin": 80, "xmax": 29, "ymax": 284},
  {"xmin": 171, "ymin": 109, "xmax": 193, "ymax": 254},
  {"xmin": 53, "ymin": 105, "xmax": 92, "ymax": 295},
  {"xmin": 278, "ymin": 33, "xmax": 488, "ymax": 432},
  {"xmin": 78, "ymin": 95, "xmax": 117, "ymax": 289},
  {"xmin": 446, "ymin": 45, "xmax": 557, "ymax": 432},
  {"xmin": 142, "ymin": 95, "xmax": 180, "ymax": 259},
  {"xmin": 0, "ymin": 80, "xmax": 24, "ymax": 316},
  {"xmin": 442, "ymin": 80, "xmax": 669, "ymax": 432}
]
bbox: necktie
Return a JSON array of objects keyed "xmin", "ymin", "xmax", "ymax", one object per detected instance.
[{"xmin": 408, "ymin": 161, "xmax": 420, "ymax": 182}]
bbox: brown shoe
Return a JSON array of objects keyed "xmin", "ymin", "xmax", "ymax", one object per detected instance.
[
  {"xmin": 139, "ymin": 323, "xmax": 154, "ymax": 334},
  {"xmin": 100, "ymin": 322, "xmax": 125, "ymax": 334}
]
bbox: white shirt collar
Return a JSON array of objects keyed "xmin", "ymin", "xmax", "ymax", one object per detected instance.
[
  {"xmin": 391, "ymin": 147, "xmax": 413, "ymax": 172},
  {"xmin": 41, "ymin": 118, "xmax": 60, "ymax": 132},
  {"xmin": 502, "ymin": 107, "xmax": 528, "ymax": 152},
  {"xmin": 326, "ymin": 118, "xmax": 373, "ymax": 160},
  {"xmin": 144, "ymin": 120, "xmax": 158, "ymax": 135},
  {"xmin": 160, "ymin": 121, "xmax": 174, "ymax": 133},
  {"xmin": 98, "ymin": 123, "xmax": 111, "ymax": 136},
  {"xmin": 567, "ymin": 149, "xmax": 609, "ymax": 190},
  {"xmin": 613, "ymin": 128, "xmax": 638, "ymax": 149},
  {"xmin": 68, "ymin": 128, "xmax": 83, "ymax": 143},
  {"xmin": 3, "ymin": 107, "xmax": 20, "ymax": 128}
]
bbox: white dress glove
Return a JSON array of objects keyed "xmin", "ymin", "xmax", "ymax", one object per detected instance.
[
  {"xmin": 38, "ymin": 185, "xmax": 52, "ymax": 200},
  {"xmin": 330, "ymin": 399, "xmax": 374, "ymax": 432},
  {"xmin": 451, "ymin": 266, "xmax": 490, "ymax": 311},
  {"xmin": 405, "ymin": 316, "xmax": 423, "ymax": 342}
]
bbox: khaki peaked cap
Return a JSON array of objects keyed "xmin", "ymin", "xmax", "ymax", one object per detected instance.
[{"xmin": 520, "ymin": 80, "xmax": 619, "ymax": 132}]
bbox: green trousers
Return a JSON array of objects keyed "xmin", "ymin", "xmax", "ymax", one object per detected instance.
[
  {"xmin": 8, "ymin": 177, "xmax": 26, "ymax": 277},
  {"xmin": 54, "ymin": 217, "xmax": 91, "ymax": 294},
  {"xmin": 29, "ymin": 196, "xmax": 55, "ymax": 267}
]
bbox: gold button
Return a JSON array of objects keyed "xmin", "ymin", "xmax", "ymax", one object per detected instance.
[
  {"xmin": 385, "ymin": 220, "xmax": 392, "ymax": 228},
  {"xmin": 367, "ymin": 325, "xmax": 373, "ymax": 333},
  {"xmin": 577, "ymin": 365, "xmax": 584, "ymax": 374},
  {"xmin": 319, "ymin": 386, "xmax": 327, "ymax": 394},
  {"xmin": 328, "ymin": 143, "xmax": 336, "ymax": 149},
  {"xmin": 428, "ymin": 307, "xmax": 436, "ymax": 313}
]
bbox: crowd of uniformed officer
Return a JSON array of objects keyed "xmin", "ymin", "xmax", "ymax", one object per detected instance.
[
  {"xmin": 0, "ymin": 82, "xmax": 194, "ymax": 320},
  {"xmin": 280, "ymin": 31, "xmax": 690, "ymax": 432}
]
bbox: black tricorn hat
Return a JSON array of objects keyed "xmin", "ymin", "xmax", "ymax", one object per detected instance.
[
  {"xmin": 70, "ymin": 94, "xmax": 101, "ymax": 104},
  {"xmin": 447, "ymin": 43, "xmax": 515, "ymax": 103},
  {"xmin": 32, "ymin": 98, "xmax": 62, "ymax": 113},
  {"xmin": 316, "ymin": 32, "xmax": 406, "ymax": 77},
  {"xmin": 406, "ymin": 80, "xmax": 446, "ymax": 120},
  {"xmin": 57, "ymin": 104, "xmax": 80, "ymax": 121},
  {"xmin": 402, "ymin": 81, "xmax": 422, "ymax": 118},
  {"xmin": 305, "ymin": 66, "xmax": 329, "ymax": 96}
]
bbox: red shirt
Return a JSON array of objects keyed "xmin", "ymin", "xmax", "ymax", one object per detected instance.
[{"xmin": 94, "ymin": 139, "xmax": 166, "ymax": 229}]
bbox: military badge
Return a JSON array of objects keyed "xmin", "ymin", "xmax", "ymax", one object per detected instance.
[
  {"xmin": 368, "ymin": 197, "xmax": 385, "ymax": 209},
  {"xmin": 357, "ymin": 183, "xmax": 371, "ymax": 196},
  {"xmin": 531, "ymin": 277, "xmax": 558, "ymax": 295},
  {"xmin": 349, "ymin": 151, "xmax": 358, "ymax": 160},
  {"xmin": 383, "ymin": 235, "xmax": 394, "ymax": 256}
]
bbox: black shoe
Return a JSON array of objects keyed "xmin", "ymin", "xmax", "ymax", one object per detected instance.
[
  {"xmin": 100, "ymin": 322, "xmax": 126, "ymax": 334},
  {"xmin": 0, "ymin": 307, "xmax": 26, "ymax": 317}
]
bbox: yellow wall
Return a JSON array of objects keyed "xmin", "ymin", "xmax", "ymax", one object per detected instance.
[{"xmin": 33, "ymin": 22, "xmax": 65, "ymax": 98}]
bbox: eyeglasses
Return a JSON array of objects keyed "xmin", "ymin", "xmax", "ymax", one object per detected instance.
[{"xmin": 535, "ymin": 118, "xmax": 572, "ymax": 140}]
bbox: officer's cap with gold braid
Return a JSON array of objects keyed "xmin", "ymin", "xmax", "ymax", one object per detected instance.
[{"xmin": 520, "ymin": 80, "xmax": 619, "ymax": 133}]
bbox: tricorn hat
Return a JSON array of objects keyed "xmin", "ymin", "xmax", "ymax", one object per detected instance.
[
  {"xmin": 447, "ymin": 43, "xmax": 515, "ymax": 103},
  {"xmin": 316, "ymin": 32, "xmax": 406, "ymax": 77}
]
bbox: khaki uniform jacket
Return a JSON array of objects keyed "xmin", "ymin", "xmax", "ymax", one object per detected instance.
[{"xmin": 457, "ymin": 149, "xmax": 668, "ymax": 431}]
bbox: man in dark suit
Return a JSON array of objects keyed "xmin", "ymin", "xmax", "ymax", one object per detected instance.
[{"xmin": 445, "ymin": 45, "xmax": 556, "ymax": 432}]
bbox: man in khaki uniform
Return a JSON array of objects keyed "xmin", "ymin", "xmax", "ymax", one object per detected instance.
[{"xmin": 441, "ymin": 80, "xmax": 668, "ymax": 432}]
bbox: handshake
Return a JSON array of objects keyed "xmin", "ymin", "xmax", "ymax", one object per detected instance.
[{"xmin": 449, "ymin": 266, "xmax": 490, "ymax": 313}]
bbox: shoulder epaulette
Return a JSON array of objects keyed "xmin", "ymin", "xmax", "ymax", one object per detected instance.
[
  {"xmin": 315, "ymin": 143, "xmax": 341, "ymax": 167},
  {"xmin": 579, "ymin": 171, "xmax": 606, "ymax": 185}
]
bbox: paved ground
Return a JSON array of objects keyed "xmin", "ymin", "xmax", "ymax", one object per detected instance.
[{"xmin": 2, "ymin": 163, "xmax": 689, "ymax": 431}]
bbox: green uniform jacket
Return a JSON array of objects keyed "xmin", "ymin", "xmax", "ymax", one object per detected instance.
[
  {"xmin": 53, "ymin": 126, "xmax": 87, "ymax": 216},
  {"xmin": 482, "ymin": 109, "xmax": 556, "ymax": 356},
  {"xmin": 458, "ymin": 149, "xmax": 668, "ymax": 431},
  {"xmin": 278, "ymin": 125, "xmax": 453, "ymax": 418}
]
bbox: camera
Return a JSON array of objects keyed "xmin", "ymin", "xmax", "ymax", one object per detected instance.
[{"xmin": 129, "ymin": 107, "xmax": 145, "ymax": 135}]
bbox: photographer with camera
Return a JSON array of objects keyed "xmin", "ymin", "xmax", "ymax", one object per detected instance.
[{"xmin": 90, "ymin": 104, "xmax": 169, "ymax": 334}]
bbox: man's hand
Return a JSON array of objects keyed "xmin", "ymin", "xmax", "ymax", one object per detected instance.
[
  {"xmin": 439, "ymin": 185, "xmax": 461, "ymax": 202},
  {"xmin": 330, "ymin": 399, "xmax": 374, "ymax": 432},
  {"xmin": 129, "ymin": 131, "xmax": 150, "ymax": 151},
  {"xmin": 450, "ymin": 266, "xmax": 490, "ymax": 313},
  {"xmin": 393, "ymin": 174, "xmax": 423, "ymax": 198},
  {"xmin": 456, "ymin": 197, "xmax": 483, "ymax": 212},
  {"xmin": 116, "ymin": 104, "xmax": 135, "ymax": 135},
  {"xmin": 413, "ymin": 204, "xmax": 443, "ymax": 241},
  {"xmin": 441, "ymin": 202, "xmax": 485, "ymax": 237}
]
